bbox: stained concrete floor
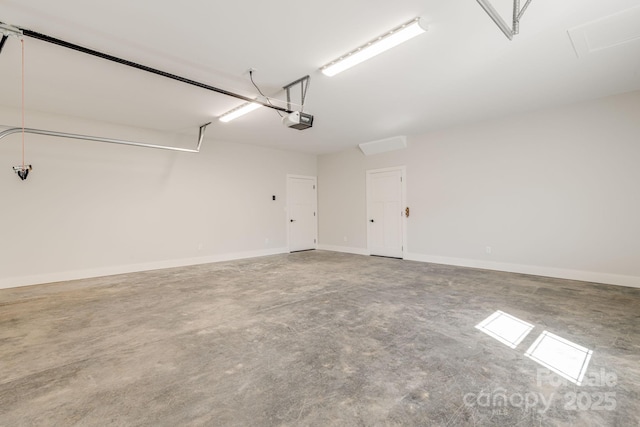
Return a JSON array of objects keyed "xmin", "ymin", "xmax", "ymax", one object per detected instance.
[{"xmin": 1, "ymin": 251, "xmax": 639, "ymax": 426}]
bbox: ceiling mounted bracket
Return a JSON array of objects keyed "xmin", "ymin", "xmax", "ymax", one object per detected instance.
[
  {"xmin": 0, "ymin": 22, "xmax": 23, "ymax": 54},
  {"xmin": 283, "ymin": 76, "xmax": 310, "ymax": 112},
  {"xmin": 0, "ymin": 35, "xmax": 9, "ymax": 54},
  {"xmin": 0, "ymin": 22, "xmax": 23, "ymax": 37},
  {"xmin": 476, "ymin": 0, "xmax": 534, "ymax": 40}
]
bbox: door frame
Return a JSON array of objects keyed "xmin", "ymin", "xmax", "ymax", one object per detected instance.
[
  {"xmin": 286, "ymin": 174, "xmax": 318, "ymax": 252},
  {"xmin": 366, "ymin": 166, "xmax": 407, "ymax": 259}
]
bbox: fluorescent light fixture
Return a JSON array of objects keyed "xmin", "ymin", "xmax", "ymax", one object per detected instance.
[
  {"xmin": 320, "ymin": 17, "xmax": 427, "ymax": 77},
  {"xmin": 219, "ymin": 102, "xmax": 262, "ymax": 123}
]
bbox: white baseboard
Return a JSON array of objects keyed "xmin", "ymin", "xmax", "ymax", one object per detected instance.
[
  {"xmin": 317, "ymin": 244, "xmax": 369, "ymax": 256},
  {"xmin": 318, "ymin": 246, "xmax": 640, "ymax": 288},
  {"xmin": 4, "ymin": 247, "xmax": 637, "ymax": 290},
  {"xmin": 404, "ymin": 253, "xmax": 640, "ymax": 289},
  {"xmin": 0, "ymin": 247, "xmax": 289, "ymax": 290}
]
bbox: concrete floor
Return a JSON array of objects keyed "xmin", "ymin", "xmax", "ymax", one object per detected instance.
[{"xmin": 1, "ymin": 251, "xmax": 639, "ymax": 426}]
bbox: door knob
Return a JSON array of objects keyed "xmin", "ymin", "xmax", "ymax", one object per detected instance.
[
  {"xmin": 369, "ymin": 219, "xmax": 374, "ymax": 223},
  {"xmin": 290, "ymin": 219, "xmax": 296, "ymax": 222}
]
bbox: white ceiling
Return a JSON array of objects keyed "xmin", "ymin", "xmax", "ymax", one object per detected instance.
[{"xmin": 1, "ymin": 0, "xmax": 639, "ymax": 154}]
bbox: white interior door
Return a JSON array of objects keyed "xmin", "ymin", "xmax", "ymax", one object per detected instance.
[
  {"xmin": 287, "ymin": 175, "xmax": 317, "ymax": 252},
  {"xmin": 367, "ymin": 167, "xmax": 405, "ymax": 258}
]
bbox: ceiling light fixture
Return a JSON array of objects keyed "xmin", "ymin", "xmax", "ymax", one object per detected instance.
[
  {"xmin": 219, "ymin": 101, "xmax": 262, "ymax": 123},
  {"xmin": 320, "ymin": 17, "xmax": 427, "ymax": 77}
]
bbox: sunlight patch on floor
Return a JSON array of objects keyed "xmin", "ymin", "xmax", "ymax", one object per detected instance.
[
  {"xmin": 525, "ymin": 330, "xmax": 593, "ymax": 386},
  {"xmin": 475, "ymin": 310, "xmax": 534, "ymax": 349}
]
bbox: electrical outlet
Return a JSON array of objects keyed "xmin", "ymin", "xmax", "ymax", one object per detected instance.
[
  {"xmin": 343, "ymin": 236, "xmax": 348, "ymax": 242},
  {"xmin": 485, "ymin": 246, "xmax": 492, "ymax": 254},
  {"xmin": 265, "ymin": 238, "xmax": 269, "ymax": 245}
]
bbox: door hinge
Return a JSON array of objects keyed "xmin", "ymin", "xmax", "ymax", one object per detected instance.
[
  {"xmin": 314, "ymin": 212, "xmax": 316, "ymax": 216},
  {"xmin": 314, "ymin": 238, "xmax": 317, "ymax": 244},
  {"xmin": 313, "ymin": 185, "xmax": 316, "ymax": 190},
  {"xmin": 400, "ymin": 177, "xmax": 403, "ymax": 182}
]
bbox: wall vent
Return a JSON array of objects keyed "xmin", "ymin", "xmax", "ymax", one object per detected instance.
[
  {"xmin": 568, "ymin": 6, "xmax": 640, "ymax": 58},
  {"xmin": 358, "ymin": 136, "xmax": 407, "ymax": 156}
]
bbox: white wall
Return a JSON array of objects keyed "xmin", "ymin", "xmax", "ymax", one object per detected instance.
[
  {"xmin": 318, "ymin": 90, "xmax": 640, "ymax": 288},
  {"xmin": 0, "ymin": 108, "xmax": 316, "ymax": 288}
]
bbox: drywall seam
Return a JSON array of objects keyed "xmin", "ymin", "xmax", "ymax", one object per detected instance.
[{"xmin": 0, "ymin": 247, "xmax": 289, "ymax": 290}]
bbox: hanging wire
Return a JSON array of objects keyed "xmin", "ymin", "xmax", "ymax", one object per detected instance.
[
  {"xmin": 12, "ymin": 36, "xmax": 32, "ymax": 180},
  {"xmin": 250, "ymin": 70, "xmax": 284, "ymax": 118},
  {"xmin": 21, "ymin": 37, "xmax": 25, "ymax": 168}
]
